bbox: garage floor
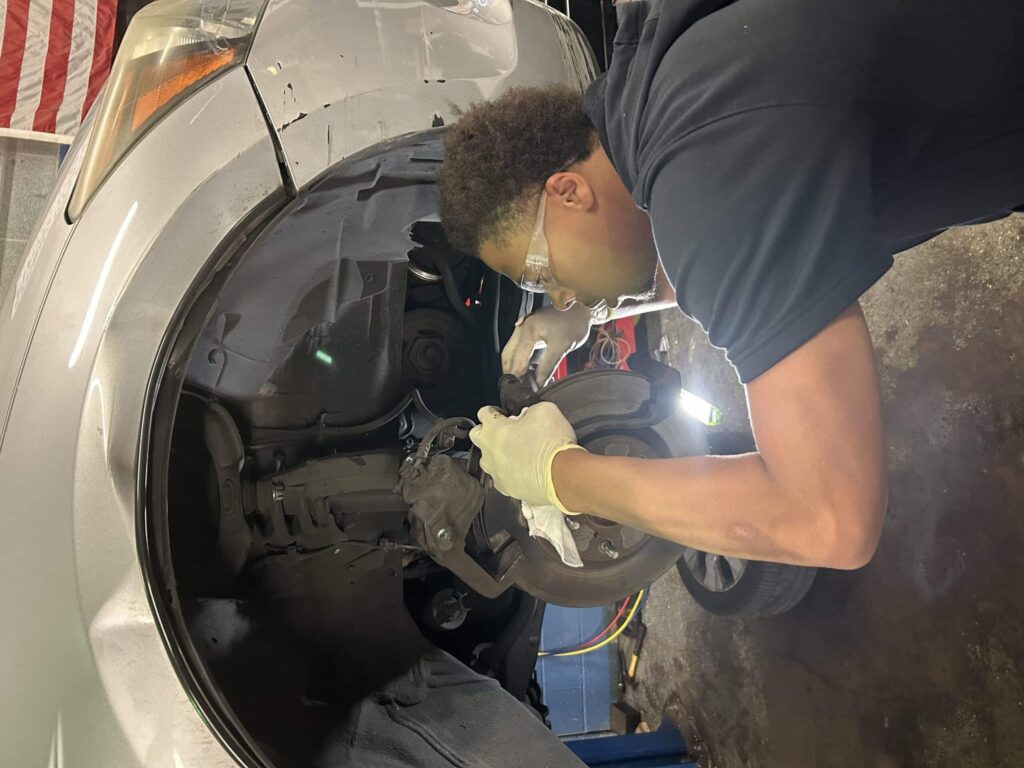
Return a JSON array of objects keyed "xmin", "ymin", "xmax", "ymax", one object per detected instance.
[{"xmin": 629, "ymin": 214, "xmax": 1024, "ymax": 767}]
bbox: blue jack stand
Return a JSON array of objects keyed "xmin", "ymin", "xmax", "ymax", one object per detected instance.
[{"xmin": 565, "ymin": 722, "xmax": 699, "ymax": 768}]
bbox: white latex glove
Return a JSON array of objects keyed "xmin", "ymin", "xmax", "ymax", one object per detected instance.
[
  {"xmin": 469, "ymin": 402, "xmax": 585, "ymax": 512},
  {"xmin": 501, "ymin": 303, "xmax": 594, "ymax": 386}
]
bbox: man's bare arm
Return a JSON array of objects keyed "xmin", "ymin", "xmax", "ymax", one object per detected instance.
[{"xmin": 550, "ymin": 302, "xmax": 888, "ymax": 569}]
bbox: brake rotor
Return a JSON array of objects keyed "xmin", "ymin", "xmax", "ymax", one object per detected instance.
[
  {"xmin": 549, "ymin": 433, "xmax": 654, "ymax": 565},
  {"xmin": 482, "ymin": 369, "xmax": 708, "ymax": 607}
]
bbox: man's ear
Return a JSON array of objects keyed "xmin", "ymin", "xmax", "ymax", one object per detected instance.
[{"xmin": 546, "ymin": 171, "xmax": 595, "ymax": 211}]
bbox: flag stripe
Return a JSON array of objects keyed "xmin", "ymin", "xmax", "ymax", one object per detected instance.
[
  {"xmin": 54, "ymin": 0, "xmax": 96, "ymax": 135},
  {"xmin": 0, "ymin": 6, "xmax": 8, "ymax": 65},
  {"xmin": 33, "ymin": 0, "xmax": 75, "ymax": 132},
  {"xmin": 10, "ymin": 0, "xmax": 54, "ymax": 129},
  {"xmin": 0, "ymin": 0, "xmax": 32, "ymax": 127},
  {"xmin": 80, "ymin": 0, "xmax": 113, "ymax": 122}
]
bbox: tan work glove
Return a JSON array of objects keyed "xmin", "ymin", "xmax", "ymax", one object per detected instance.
[
  {"xmin": 501, "ymin": 303, "xmax": 594, "ymax": 386},
  {"xmin": 470, "ymin": 402, "xmax": 585, "ymax": 513}
]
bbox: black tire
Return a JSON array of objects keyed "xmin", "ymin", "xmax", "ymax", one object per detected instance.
[{"xmin": 676, "ymin": 556, "xmax": 816, "ymax": 618}]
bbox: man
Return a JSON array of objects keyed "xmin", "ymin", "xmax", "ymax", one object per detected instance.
[{"xmin": 438, "ymin": 0, "xmax": 1024, "ymax": 570}]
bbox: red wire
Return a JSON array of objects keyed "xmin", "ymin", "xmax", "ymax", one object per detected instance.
[
  {"xmin": 538, "ymin": 593, "xmax": 638, "ymax": 656},
  {"xmin": 577, "ymin": 595, "xmax": 632, "ymax": 648}
]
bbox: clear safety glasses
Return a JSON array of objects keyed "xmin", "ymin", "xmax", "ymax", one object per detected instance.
[
  {"xmin": 519, "ymin": 190, "xmax": 557, "ymax": 294},
  {"xmin": 518, "ymin": 189, "xmax": 611, "ymax": 321}
]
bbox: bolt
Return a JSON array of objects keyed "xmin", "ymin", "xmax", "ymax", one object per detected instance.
[
  {"xmin": 272, "ymin": 485, "xmax": 285, "ymax": 502},
  {"xmin": 564, "ymin": 516, "xmax": 580, "ymax": 531},
  {"xmin": 599, "ymin": 540, "xmax": 620, "ymax": 560},
  {"xmin": 409, "ymin": 337, "xmax": 448, "ymax": 373}
]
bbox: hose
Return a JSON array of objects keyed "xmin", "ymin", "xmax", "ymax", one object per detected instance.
[
  {"xmin": 413, "ymin": 416, "xmax": 476, "ymax": 464},
  {"xmin": 439, "ymin": 263, "xmax": 476, "ymax": 326}
]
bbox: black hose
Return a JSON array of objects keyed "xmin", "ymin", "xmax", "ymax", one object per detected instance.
[
  {"xmin": 413, "ymin": 416, "xmax": 476, "ymax": 463},
  {"xmin": 493, "ymin": 270, "xmax": 502, "ymax": 353},
  {"xmin": 439, "ymin": 262, "xmax": 476, "ymax": 326}
]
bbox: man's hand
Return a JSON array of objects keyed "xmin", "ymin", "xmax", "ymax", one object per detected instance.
[
  {"xmin": 469, "ymin": 402, "xmax": 584, "ymax": 511},
  {"xmin": 503, "ymin": 261, "xmax": 679, "ymax": 386},
  {"xmin": 502, "ymin": 303, "xmax": 593, "ymax": 386}
]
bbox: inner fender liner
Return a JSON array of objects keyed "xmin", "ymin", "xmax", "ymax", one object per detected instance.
[{"xmin": 185, "ymin": 134, "xmax": 447, "ymax": 430}]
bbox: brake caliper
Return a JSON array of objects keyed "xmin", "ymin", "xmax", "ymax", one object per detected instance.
[{"xmin": 397, "ymin": 421, "xmax": 524, "ymax": 599}]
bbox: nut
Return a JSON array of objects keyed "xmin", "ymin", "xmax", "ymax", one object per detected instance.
[{"xmin": 599, "ymin": 540, "xmax": 620, "ymax": 560}]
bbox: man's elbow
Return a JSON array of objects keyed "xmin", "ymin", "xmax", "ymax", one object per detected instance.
[
  {"xmin": 825, "ymin": 513, "xmax": 884, "ymax": 570},
  {"xmin": 814, "ymin": 486, "xmax": 889, "ymax": 570}
]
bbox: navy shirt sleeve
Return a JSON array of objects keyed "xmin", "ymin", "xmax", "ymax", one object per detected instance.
[{"xmin": 644, "ymin": 105, "xmax": 894, "ymax": 383}]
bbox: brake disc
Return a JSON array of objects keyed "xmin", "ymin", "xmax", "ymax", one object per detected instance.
[{"xmin": 483, "ymin": 369, "xmax": 707, "ymax": 607}]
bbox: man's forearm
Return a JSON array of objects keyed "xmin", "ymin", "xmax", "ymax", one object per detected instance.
[{"xmin": 551, "ymin": 449, "xmax": 839, "ymax": 567}]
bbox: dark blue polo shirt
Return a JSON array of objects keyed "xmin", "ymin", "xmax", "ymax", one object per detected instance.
[{"xmin": 585, "ymin": 0, "xmax": 1024, "ymax": 381}]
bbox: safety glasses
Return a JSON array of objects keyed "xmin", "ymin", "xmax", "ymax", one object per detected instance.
[
  {"xmin": 519, "ymin": 190, "xmax": 557, "ymax": 294},
  {"xmin": 518, "ymin": 189, "xmax": 611, "ymax": 321}
]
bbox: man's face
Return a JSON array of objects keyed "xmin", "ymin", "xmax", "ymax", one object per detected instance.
[{"xmin": 479, "ymin": 170, "xmax": 660, "ymax": 311}]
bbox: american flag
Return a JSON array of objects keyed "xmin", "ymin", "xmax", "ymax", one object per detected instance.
[{"xmin": 0, "ymin": 0, "xmax": 116, "ymax": 138}]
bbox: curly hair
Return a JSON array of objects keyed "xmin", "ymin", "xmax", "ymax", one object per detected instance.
[{"xmin": 438, "ymin": 85, "xmax": 598, "ymax": 256}]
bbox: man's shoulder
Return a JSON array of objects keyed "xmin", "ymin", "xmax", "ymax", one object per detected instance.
[{"xmin": 635, "ymin": 0, "xmax": 877, "ymax": 169}]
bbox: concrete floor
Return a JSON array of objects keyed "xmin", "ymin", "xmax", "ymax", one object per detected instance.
[{"xmin": 629, "ymin": 214, "xmax": 1024, "ymax": 767}]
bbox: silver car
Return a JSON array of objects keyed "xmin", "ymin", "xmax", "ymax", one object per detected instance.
[{"xmin": 1, "ymin": 1, "xmax": 811, "ymax": 764}]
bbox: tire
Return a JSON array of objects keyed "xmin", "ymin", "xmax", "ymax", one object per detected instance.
[{"xmin": 676, "ymin": 555, "xmax": 816, "ymax": 618}]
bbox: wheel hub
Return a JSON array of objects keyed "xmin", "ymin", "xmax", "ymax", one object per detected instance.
[
  {"xmin": 680, "ymin": 548, "xmax": 748, "ymax": 592},
  {"xmin": 564, "ymin": 433, "xmax": 657, "ymax": 564}
]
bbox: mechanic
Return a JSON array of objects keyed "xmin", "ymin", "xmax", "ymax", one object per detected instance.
[{"xmin": 438, "ymin": 0, "xmax": 1024, "ymax": 570}]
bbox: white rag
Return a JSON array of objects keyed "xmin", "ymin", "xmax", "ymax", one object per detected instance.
[{"xmin": 521, "ymin": 501, "xmax": 584, "ymax": 568}]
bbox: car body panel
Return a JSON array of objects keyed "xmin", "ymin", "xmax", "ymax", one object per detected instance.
[
  {"xmin": 248, "ymin": 0, "xmax": 597, "ymax": 190},
  {"xmin": 0, "ymin": 1, "xmax": 597, "ymax": 763},
  {"xmin": 0, "ymin": 67, "xmax": 282, "ymax": 766}
]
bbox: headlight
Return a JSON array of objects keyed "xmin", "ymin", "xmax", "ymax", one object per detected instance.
[{"xmin": 68, "ymin": 0, "xmax": 268, "ymax": 220}]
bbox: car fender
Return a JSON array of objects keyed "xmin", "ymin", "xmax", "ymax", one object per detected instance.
[
  {"xmin": 247, "ymin": 0, "xmax": 598, "ymax": 190},
  {"xmin": 0, "ymin": 67, "xmax": 283, "ymax": 766}
]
